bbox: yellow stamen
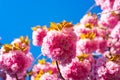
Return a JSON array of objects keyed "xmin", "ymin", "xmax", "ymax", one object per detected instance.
[
  {"xmin": 85, "ymin": 23, "xmax": 93, "ymax": 29},
  {"xmin": 35, "ymin": 70, "xmax": 44, "ymax": 80},
  {"xmin": 38, "ymin": 59, "xmax": 46, "ymax": 64},
  {"xmin": 24, "ymin": 36, "xmax": 29, "ymax": 45},
  {"xmin": 27, "ymin": 71, "xmax": 33, "ymax": 76},
  {"xmin": 88, "ymin": 32, "xmax": 96, "ymax": 40},
  {"xmin": 77, "ymin": 54, "xmax": 89, "ymax": 61},
  {"xmin": 52, "ymin": 61, "xmax": 56, "ymax": 65},
  {"xmin": 49, "ymin": 22, "xmax": 59, "ymax": 31},
  {"xmin": 60, "ymin": 20, "xmax": 73, "ymax": 28},
  {"xmin": 109, "ymin": 55, "xmax": 120, "ymax": 61},
  {"xmin": 3, "ymin": 44, "xmax": 13, "ymax": 53},
  {"xmin": 80, "ymin": 32, "xmax": 96, "ymax": 40},
  {"xmin": 42, "ymin": 26, "xmax": 47, "ymax": 29},
  {"xmin": 49, "ymin": 21, "xmax": 73, "ymax": 31},
  {"xmin": 20, "ymin": 36, "xmax": 30, "ymax": 45},
  {"xmin": 47, "ymin": 70, "xmax": 53, "ymax": 74},
  {"xmin": 111, "ymin": 11, "xmax": 116, "ymax": 16},
  {"xmin": 32, "ymin": 25, "xmax": 41, "ymax": 31},
  {"xmin": 13, "ymin": 43, "xmax": 20, "ymax": 50},
  {"xmin": 80, "ymin": 33, "xmax": 86, "ymax": 39},
  {"xmin": 87, "ymin": 12, "xmax": 92, "ymax": 16}
]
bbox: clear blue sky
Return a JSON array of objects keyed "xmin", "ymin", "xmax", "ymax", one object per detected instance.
[{"xmin": 0, "ymin": 0, "xmax": 101, "ymax": 60}]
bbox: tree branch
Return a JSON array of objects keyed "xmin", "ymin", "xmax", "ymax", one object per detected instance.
[
  {"xmin": 15, "ymin": 74, "xmax": 19, "ymax": 80},
  {"xmin": 56, "ymin": 61, "xmax": 65, "ymax": 80}
]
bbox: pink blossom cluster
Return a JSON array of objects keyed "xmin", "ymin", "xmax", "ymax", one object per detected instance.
[
  {"xmin": 0, "ymin": 36, "xmax": 33, "ymax": 80},
  {"xmin": 31, "ymin": 11, "xmax": 120, "ymax": 79},
  {"xmin": 91, "ymin": 57, "xmax": 120, "ymax": 80},
  {"xmin": 95, "ymin": 0, "xmax": 120, "ymax": 12},
  {"xmin": 96, "ymin": 0, "xmax": 120, "ymax": 30},
  {"xmin": 74, "ymin": 13, "xmax": 107, "ymax": 54},
  {"xmin": 30, "ymin": 1, "xmax": 120, "ymax": 78},
  {"xmin": 1, "ymin": 0, "xmax": 120, "ymax": 80},
  {"xmin": 110, "ymin": 22, "xmax": 120, "ymax": 38},
  {"xmin": 31, "ymin": 59, "xmax": 62, "ymax": 80},
  {"xmin": 32, "ymin": 21, "xmax": 76, "ymax": 65},
  {"xmin": 32, "ymin": 25, "xmax": 48, "ymax": 46},
  {"xmin": 60, "ymin": 54, "xmax": 94, "ymax": 80},
  {"xmin": 99, "ymin": 10, "xmax": 119, "ymax": 30},
  {"xmin": 42, "ymin": 30, "xmax": 77, "ymax": 64},
  {"xmin": 95, "ymin": 0, "xmax": 115, "ymax": 10}
]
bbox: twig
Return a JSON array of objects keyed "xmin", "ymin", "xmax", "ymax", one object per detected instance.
[
  {"xmin": 29, "ymin": 53, "xmax": 43, "ymax": 70},
  {"xmin": 56, "ymin": 61, "xmax": 65, "ymax": 80},
  {"xmin": 15, "ymin": 74, "xmax": 19, "ymax": 80},
  {"xmin": 86, "ymin": 3, "xmax": 96, "ymax": 13}
]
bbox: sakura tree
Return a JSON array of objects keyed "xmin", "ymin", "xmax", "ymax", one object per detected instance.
[{"xmin": 1, "ymin": 0, "xmax": 120, "ymax": 80}]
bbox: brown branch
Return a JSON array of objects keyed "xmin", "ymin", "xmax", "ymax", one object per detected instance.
[
  {"xmin": 15, "ymin": 74, "xmax": 19, "ymax": 80},
  {"xmin": 56, "ymin": 61, "xmax": 65, "ymax": 80}
]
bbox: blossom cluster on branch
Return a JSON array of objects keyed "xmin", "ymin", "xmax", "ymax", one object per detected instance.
[{"xmin": 1, "ymin": 0, "xmax": 120, "ymax": 80}]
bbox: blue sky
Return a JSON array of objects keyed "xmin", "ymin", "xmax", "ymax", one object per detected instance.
[{"xmin": 0, "ymin": 0, "xmax": 101, "ymax": 61}]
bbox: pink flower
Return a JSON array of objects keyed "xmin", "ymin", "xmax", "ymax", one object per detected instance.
[
  {"xmin": 60, "ymin": 55, "xmax": 93, "ymax": 80},
  {"xmin": 90, "ymin": 57, "xmax": 107, "ymax": 80},
  {"xmin": 96, "ymin": 57, "xmax": 107, "ymax": 67},
  {"xmin": 74, "ymin": 24, "xmax": 92, "ymax": 37},
  {"xmin": 107, "ymin": 38, "xmax": 120, "ymax": 55},
  {"xmin": 113, "ymin": 0, "xmax": 120, "ymax": 14},
  {"xmin": 0, "ymin": 36, "xmax": 33, "ymax": 78},
  {"xmin": 32, "ymin": 61, "xmax": 58, "ymax": 76},
  {"xmin": 76, "ymin": 39, "xmax": 97, "ymax": 54},
  {"xmin": 40, "ymin": 73, "xmax": 62, "ymax": 80},
  {"xmin": 74, "ymin": 25, "xmax": 105, "ymax": 54},
  {"xmin": 95, "ymin": 0, "xmax": 115, "ymax": 10},
  {"xmin": 91, "ymin": 57, "xmax": 107, "ymax": 80},
  {"xmin": 95, "ymin": 37, "xmax": 107, "ymax": 53},
  {"xmin": 5, "ymin": 73, "xmax": 25, "ymax": 80},
  {"xmin": 99, "ymin": 10, "xmax": 119, "ymax": 29},
  {"xmin": 80, "ymin": 13, "xmax": 98, "ymax": 26},
  {"xmin": 0, "ymin": 50, "xmax": 33, "ymax": 77},
  {"xmin": 74, "ymin": 23, "xmax": 107, "ymax": 54},
  {"xmin": 92, "ymin": 56, "xmax": 120, "ymax": 80},
  {"xmin": 96, "ymin": 66, "xmax": 108, "ymax": 79},
  {"xmin": 106, "ymin": 61, "xmax": 120, "ymax": 74},
  {"xmin": 96, "ymin": 61, "xmax": 120, "ymax": 80},
  {"xmin": 11, "ymin": 36, "xmax": 30, "ymax": 54},
  {"xmin": 95, "ymin": 26, "xmax": 108, "ymax": 38},
  {"xmin": 42, "ymin": 30, "xmax": 77, "ymax": 64},
  {"xmin": 0, "ymin": 36, "xmax": 30, "ymax": 54},
  {"xmin": 31, "ymin": 60, "xmax": 61, "ymax": 80},
  {"xmin": 32, "ymin": 26, "xmax": 48, "ymax": 46},
  {"xmin": 110, "ymin": 22, "xmax": 120, "ymax": 38}
]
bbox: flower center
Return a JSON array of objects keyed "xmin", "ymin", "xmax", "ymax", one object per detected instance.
[
  {"xmin": 49, "ymin": 21, "xmax": 73, "ymax": 31},
  {"xmin": 109, "ymin": 54, "xmax": 120, "ymax": 61},
  {"xmin": 77, "ymin": 54, "xmax": 89, "ymax": 61},
  {"xmin": 38, "ymin": 59, "xmax": 46, "ymax": 64},
  {"xmin": 80, "ymin": 32, "xmax": 96, "ymax": 40}
]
